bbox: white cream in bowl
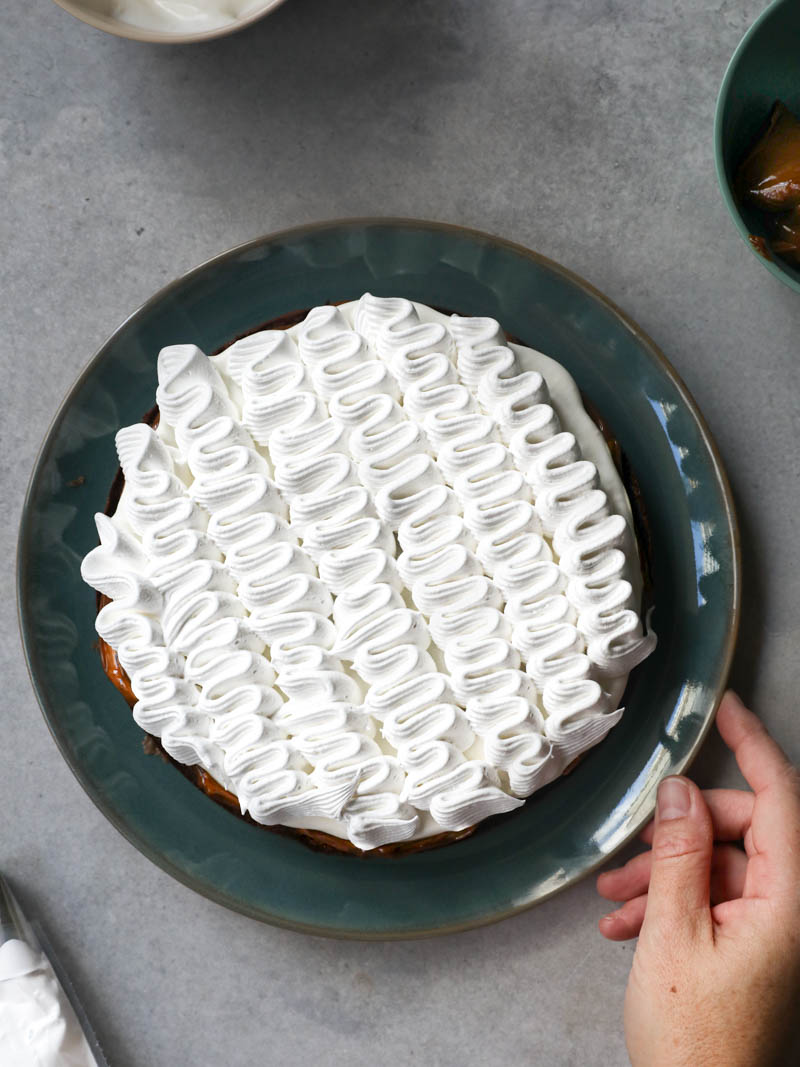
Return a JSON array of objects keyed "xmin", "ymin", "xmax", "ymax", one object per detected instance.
[{"xmin": 82, "ymin": 0, "xmax": 269, "ymax": 33}]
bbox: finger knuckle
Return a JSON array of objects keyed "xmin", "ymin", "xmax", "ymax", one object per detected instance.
[{"xmin": 653, "ymin": 832, "xmax": 707, "ymax": 863}]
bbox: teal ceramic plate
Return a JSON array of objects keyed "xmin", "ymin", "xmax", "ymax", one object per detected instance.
[
  {"xmin": 714, "ymin": 0, "xmax": 800, "ymax": 293},
  {"xmin": 18, "ymin": 220, "xmax": 739, "ymax": 939}
]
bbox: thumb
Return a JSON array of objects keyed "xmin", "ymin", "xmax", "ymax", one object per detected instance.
[{"xmin": 641, "ymin": 776, "xmax": 714, "ymax": 942}]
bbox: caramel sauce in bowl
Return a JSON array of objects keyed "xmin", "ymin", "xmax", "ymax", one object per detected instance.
[
  {"xmin": 714, "ymin": 0, "xmax": 800, "ymax": 289},
  {"xmin": 737, "ymin": 101, "xmax": 800, "ymax": 265}
]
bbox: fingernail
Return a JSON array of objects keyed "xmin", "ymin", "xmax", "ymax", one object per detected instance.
[{"xmin": 657, "ymin": 777, "xmax": 690, "ymax": 820}]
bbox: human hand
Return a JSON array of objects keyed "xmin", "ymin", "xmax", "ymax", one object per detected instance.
[{"xmin": 596, "ymin": 691, "xmax": 800, "ymax": 1067}]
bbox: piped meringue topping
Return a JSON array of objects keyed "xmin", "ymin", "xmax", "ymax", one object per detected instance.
[{"xmin": 81, "ymin": 296, "xmax": 656, "ymax": 850}]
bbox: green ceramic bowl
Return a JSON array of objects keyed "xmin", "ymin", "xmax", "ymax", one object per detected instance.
[
  {"xmin": 18, "ymin": 220, "xmax": 740, "ymax": 939},
  {"xmin": 714, "ymin": 0, "xmax": 800, "ymax": 293}
]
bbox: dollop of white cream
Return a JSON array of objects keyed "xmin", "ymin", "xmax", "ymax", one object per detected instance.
[
  {"xmin": 0, "ymin": 940, "xmax": 98, "ymax": 1067},
  {"xmin": 81, "ymin": 296, "xmax": 656, "ymax": 849}
]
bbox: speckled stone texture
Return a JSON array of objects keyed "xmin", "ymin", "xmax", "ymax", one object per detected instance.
[{"xmin": 1, "ymin": 1, "xmax": 796, "ymax": 1064}]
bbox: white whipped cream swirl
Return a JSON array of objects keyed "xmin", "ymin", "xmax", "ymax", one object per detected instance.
[{"xmin": 81, "ymin": 296, "xmax": 655, "ymax": 849}]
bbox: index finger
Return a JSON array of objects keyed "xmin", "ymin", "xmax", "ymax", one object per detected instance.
[
  {"xmin": 717, "ymin": 692, "xmax": 798, "ymax": 797},
  {"xmin": 716, "ymin": 691, "xmax": 800, "ymax": 895}
]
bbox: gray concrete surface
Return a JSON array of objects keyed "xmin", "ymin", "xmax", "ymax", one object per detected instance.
[{"xmin": 2, "ymin": 1, "xmax": 797, "ymax": 1064}]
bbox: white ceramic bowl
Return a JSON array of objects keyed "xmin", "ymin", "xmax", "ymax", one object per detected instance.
[{"xmin": 51, "ymin": 0, "xmax": 287, "ymax": 43}]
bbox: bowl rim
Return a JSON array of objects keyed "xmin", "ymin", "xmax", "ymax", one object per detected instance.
[
  {"xmin": 50, "ymin": 0, "xmax": 287, "ymax": 44},
  {"xmin": 17, "ymin": 217, "xmax": 742, "ymax": 938},
  {"xmin": 713, "ymin": 0, "xmax": 800, "ymax": 294}
]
